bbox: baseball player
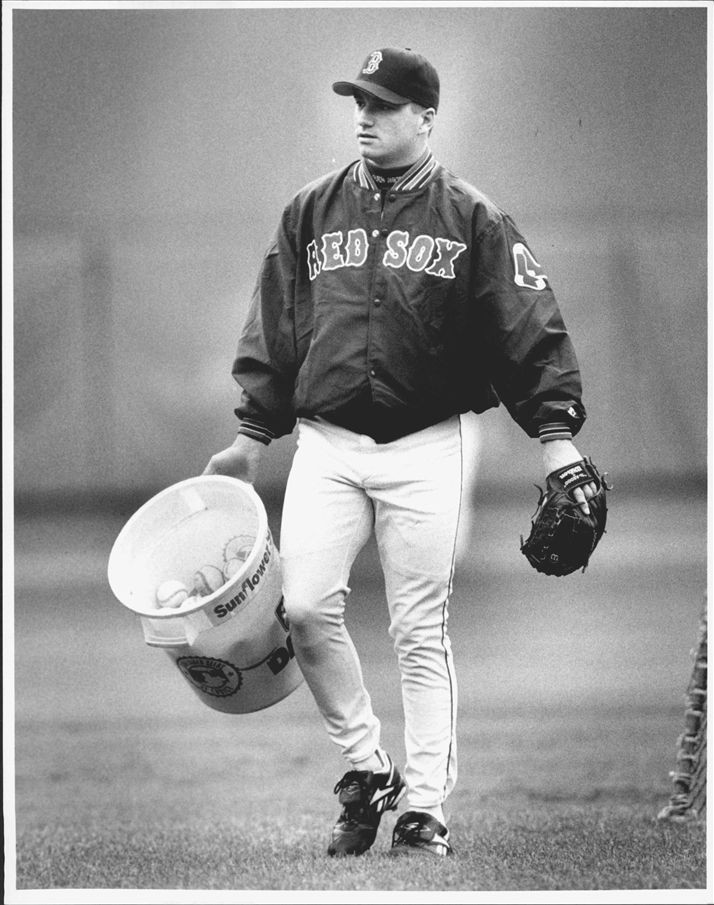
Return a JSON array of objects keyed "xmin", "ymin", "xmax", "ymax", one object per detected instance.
[{"xmin": 204, "ymin": 47, "xmax": 596, "ymax": 857}]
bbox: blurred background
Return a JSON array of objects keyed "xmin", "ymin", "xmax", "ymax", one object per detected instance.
[{"xmin": 11, "ymin": 4, "xmax": 707, "ymax": 505}]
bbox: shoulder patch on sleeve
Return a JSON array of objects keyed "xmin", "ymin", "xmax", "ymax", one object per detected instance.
[{"xmin": 512, "ymin": 242, "xmax": 548, "ymax": 291}]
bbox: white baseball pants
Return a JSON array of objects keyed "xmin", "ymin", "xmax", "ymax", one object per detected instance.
[{"xmin": 279, "ymin": 415, "xmax": 464, "ymax": 812}]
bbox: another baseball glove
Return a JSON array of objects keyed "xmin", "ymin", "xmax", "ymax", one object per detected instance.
[{"xmin": 520, "ymin": 457, "xmax": 610, "ymax": 576}]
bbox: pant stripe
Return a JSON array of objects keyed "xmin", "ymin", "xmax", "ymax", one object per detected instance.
[{"xmin": 439, "ymin": 415, "xmax": 463, "ymax": 800}]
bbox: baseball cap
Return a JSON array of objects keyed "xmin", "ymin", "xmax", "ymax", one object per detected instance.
[{"xmin": 332, "ymin": 47, "xmax": 440, "ymax": 111}]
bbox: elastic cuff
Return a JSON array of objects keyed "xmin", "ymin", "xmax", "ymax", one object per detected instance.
[
  {"xmin": 237, "ymin": 418, "xmax": 275, "ymax": 446},
  {"xmin": 538, "ymin": 422, "xmax": 573, "ymax": 443}
]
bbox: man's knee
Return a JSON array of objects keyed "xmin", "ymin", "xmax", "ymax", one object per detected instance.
[
  {"xmin": 283, "ymin": 582, "xmax": 348, "ymax": 637},
  {"xmin": 283, "ymin": 594, "xmax": 320, "ymax": 632},
  {"xmin": 389, "ymin": 607, "xmax": 450, "ymax": 658}
]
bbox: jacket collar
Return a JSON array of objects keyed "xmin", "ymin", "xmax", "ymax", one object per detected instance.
[{"xmin": 353, "ymin": 148, "xmax": 437, "ymax": 193}]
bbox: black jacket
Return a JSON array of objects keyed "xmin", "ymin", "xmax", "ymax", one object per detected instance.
[{"xmin": 233, "ymin": 149, "xmax": 586, "ymax": 444}]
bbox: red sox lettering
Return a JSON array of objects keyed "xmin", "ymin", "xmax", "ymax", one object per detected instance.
[{"xmin": 307, "ymin": 228, "xmax": 467, "ymax": 281}]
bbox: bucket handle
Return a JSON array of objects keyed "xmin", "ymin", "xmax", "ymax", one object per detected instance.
[{"xmin": 140, "ymin": 606, "xmax": 216, "ymax": 649}]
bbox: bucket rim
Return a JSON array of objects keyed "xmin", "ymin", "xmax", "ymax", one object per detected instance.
[{"xmin": 107, "ymin": 475, "xmax": 268, "ymax": 616}]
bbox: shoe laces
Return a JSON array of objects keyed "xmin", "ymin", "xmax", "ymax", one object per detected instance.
[
  {"xmin": 394, "ymin": 812, "xmax": 447, "ymax": 848},
  {"xmin": 333, "ymin": 770, "xmax": 373, "ymax": 821},
  {"xmin": 333, "ymin": 770, "xmax": 368, "ymax": 797},
  {"xmin": 394, "ymin": 817, "xmax": 427, "ymax": 846},
  {"xmin": 337, "ymin": 767, "xmax": 401, "ymax": 826}
]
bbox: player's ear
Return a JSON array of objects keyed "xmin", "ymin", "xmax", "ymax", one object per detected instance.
[{"xmin": 418, "ymin": 107, "xmax": 436, "ymax": 135}]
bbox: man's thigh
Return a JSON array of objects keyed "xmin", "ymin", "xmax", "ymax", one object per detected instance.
[
  {"xmin": 280, "ymin": 421, "xmax": 374, "ymax": 595},
  {"xmin": 370, "ymin": 419, "xmax": 463, "ymax": 584}
]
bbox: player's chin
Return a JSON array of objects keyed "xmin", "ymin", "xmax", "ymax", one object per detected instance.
[{"xmin": 357, "ymin": 141, "xmax": 381, "ymax": 161}]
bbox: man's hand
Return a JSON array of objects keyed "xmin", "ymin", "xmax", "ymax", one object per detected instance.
[
  {"xmin": 541, "ymin": 439, "xmax": 597, "ymax": 515},
  {"xmin": 202, "ymin": 433, "xmax": 265, "ymax": 484},
  {"xmin": 521, "ymin": 453, "xmax": 610, "ymax": 576}
]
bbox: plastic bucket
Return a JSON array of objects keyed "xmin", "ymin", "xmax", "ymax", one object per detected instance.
[{"xmin": 107, "ymin": 475, "xmax": 303, "ymax": 713}]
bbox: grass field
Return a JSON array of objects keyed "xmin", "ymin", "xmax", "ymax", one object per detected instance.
[{"xmin": 6, "ymin": 484, "xmax": 710, "ymax": 902}]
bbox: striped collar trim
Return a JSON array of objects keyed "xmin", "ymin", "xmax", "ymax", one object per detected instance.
[{"xmin": 353, "ymin": 148, "xmax": 437, "ymax": 193}]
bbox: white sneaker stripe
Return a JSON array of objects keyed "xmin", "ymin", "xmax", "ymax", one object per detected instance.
[{"xmin": 370, "ymin": 784, "xmax": 398, "ymax": 806}]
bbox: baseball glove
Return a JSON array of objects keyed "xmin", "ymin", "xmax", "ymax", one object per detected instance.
[{"xmin": 520, "ymin": 457, "xmax": 610, "ymax": 576}]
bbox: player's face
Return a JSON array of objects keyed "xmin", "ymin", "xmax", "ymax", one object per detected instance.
[{"xmin": 352, "ymin": 91, "xmax": 430, "ymax": 168}]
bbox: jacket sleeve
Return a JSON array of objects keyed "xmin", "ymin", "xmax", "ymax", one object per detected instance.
[
  {"xmin": 472, "ymin": 211, "xmax": 586, "ymax": 439},
  {"xmin": 232, "ymin": 208, "xmax": 300, "ymax": 439}
]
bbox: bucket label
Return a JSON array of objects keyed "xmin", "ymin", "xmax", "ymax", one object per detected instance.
[
  {"xmin": 177, "ymin": 632, "xmax": 296, "ymax": 698},
  {"xmin": 210, "ymin": 530, "xmax": 275, "ymax": 624},
  {"xmin": 177, "ymin": 657, "xmax": 242, "ymax": 697}
]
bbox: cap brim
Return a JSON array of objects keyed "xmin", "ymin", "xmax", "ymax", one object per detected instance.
[{"xmin": 332, "ymin": 79, "xmax": 410, "ymax": 106}]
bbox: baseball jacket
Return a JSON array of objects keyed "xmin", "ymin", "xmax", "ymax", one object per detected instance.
[{"xmin": 232, "ymin": 148, "xmax": 586, "ymax": 444}]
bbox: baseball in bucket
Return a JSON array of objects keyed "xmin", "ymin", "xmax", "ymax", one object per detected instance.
[{"xmin": 107, "ymin": 475, "xmax": 303, "ymax": 714}]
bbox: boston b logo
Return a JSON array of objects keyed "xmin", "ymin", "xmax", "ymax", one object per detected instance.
[{"xmin": 363, "ymin": 51, "xmax": 382, "ymax": 74}]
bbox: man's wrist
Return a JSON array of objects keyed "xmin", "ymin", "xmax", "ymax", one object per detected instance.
[
  {"xmin": 538, "ymin": 423, "xmax": 573, "ymax": 443},
  {"xmin": 236, "ymin": 417, "xmax": 275, "ymax": 446}
]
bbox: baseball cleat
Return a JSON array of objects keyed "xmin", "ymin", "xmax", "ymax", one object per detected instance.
[
  {"xmin": 390, "ymin": 810, "xmax": 453, "ymax": 857},
  {"xmin": 327, "ymin": 755, "xmax": 406, "ymax": 856}
]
